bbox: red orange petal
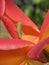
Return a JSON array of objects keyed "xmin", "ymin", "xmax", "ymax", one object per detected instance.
[
  {"xmin": 5, "ymin": 0, "xmax": 39, "ymax": 36},
  {"xmin": 2, "ymin": 15, "xmax": 19, "ymax": 38},
  {"xmin": 0, "ymin": 38, "xmax": 34, "ymax": 65},
  {"xmin": 28, "ymin": 37, "xmax": 49, "ymax": 60},
  {"xmin": 0, "ymin": 38, "xmax": 34, "ymax": 50},
  {"xmin": 0, "ymin": 0, "xmax": 5, "ymax": 18},
  {"xmin": 39, "ymin": 10, "xmax": 49, "ymax": 41}
]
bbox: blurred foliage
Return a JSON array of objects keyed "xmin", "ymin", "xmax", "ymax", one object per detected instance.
[{"xmin": 14, "ymin": 0, "xmax": 49, "ymax": 29}]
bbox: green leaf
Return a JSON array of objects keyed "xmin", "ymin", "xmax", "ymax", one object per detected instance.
[{"xmin": 32, "ymin": 0, "xmax": 42, "ymax": 4}]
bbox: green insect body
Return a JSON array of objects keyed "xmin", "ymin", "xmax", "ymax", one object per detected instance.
[{"xmin": 17, "ymin": 22, "xmax": 23, "ymax": 38}]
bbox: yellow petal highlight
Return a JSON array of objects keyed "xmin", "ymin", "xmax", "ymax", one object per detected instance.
[
  {"xmin": 25, "ymin": 59, "xmax": 44, "ymax": 65},
  {"xmin": 45, "ymin": 44, "xmax": 49, "ymax": 53},
  {"xmin": 25, "ymin": 63, "xmax": 28, "ymax": 65},
  {"xmin": 40, "ymin": 27, "xmax": 49, "ymax": 41},
  {"xmin": 21, "ymin": 35, "xmax": 39, "ymax": 44}
]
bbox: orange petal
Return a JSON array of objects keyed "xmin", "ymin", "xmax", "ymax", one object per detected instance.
[
  {"xmin": 0, "ymin": 0, "xmax": 5, "ymax": 18},
  {"xmin": 0, "ymin": 49, "xmax": 25, "ymax": 65},
  {"xmin": 20, "ymin": 61, "xmax": 25, "ymax": 65},
  {"xmin": 39, "ymin": 10, "xmax": 49, "ymax": 53},
  {"xmin": 0, "ymin": 38, "xmax": 34, "ymax": 65},
  {"xmin": 39, "ymin": 10, "xmax": 49, "ymax": 41},
  {"xmin": 5, "ymin": 0, "xmax": 40, "ymax": 36},
  {"xmin": 2, "ymin": 15, "xmax": 19, "ymax": 38},
  {"xmin": 21, "ymin": 34, "xmax": 39, "ymax": 44}
]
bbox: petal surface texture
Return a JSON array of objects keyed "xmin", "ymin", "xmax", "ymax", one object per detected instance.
[
  {"xmin": 39, "ymin": 10, "xmax": 49, "ymax": 41},
  {"xmin": 5, "ymin": 0, "xmax": 40, "ymax": 36},
  {"xmin": 0, "ymin": 38, "xmax": 34, "ymax": 65},
  {"xmin": 39, "ymin": 10, "xmax": 49, "ymax": 53},
  {"xmin": 0, "ymin": 0, "xmax": 5, "ymax": 18},
  {"xmin": 2, "ymin": 16, "xmax": 19, "ymax": 38},
  {"xmin": 28, "ymin": 37, "xmax": 49, "ymax": 60},
  {"xmin": 0, "ymin": 38, "xmax": 34, "ymax": 50}
]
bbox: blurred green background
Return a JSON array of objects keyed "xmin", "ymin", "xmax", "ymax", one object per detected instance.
[
  {"xmin": 0, "ymin": 0, "xmax": 49, "ymax": 38},
  {"xmin": 14, "ymin": 0, "xmax": 49, "ymax": 29}
]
